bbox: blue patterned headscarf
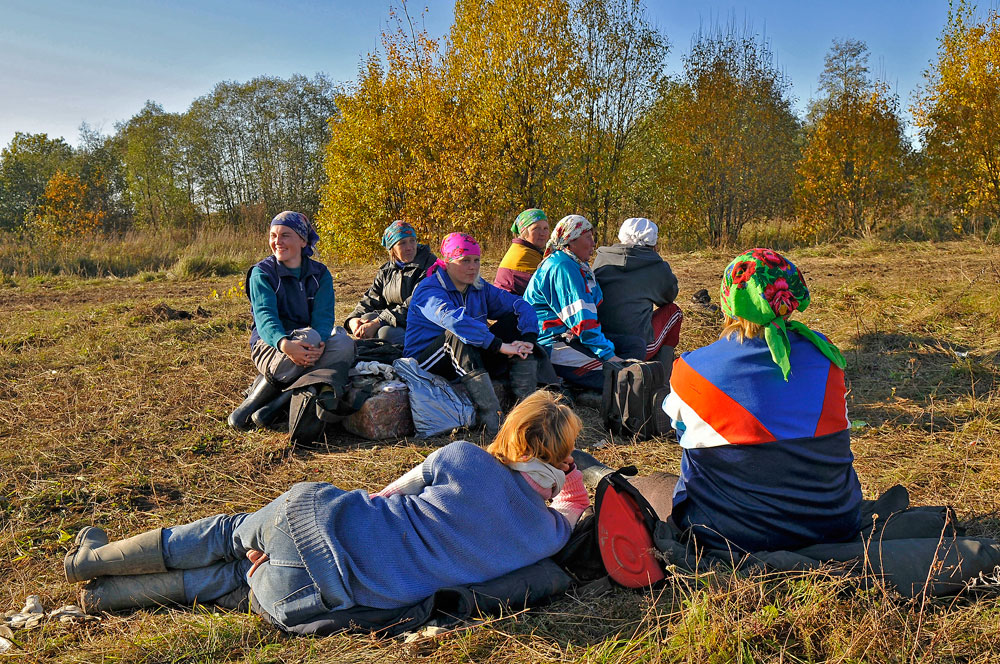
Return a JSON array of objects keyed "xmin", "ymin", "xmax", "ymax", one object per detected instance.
[
  {"xmin": 270, "ymin": 211, "xmax": 320, "ymax": 257},
  {"xmin": 381, "ymin": 220, "xmax": 417, "ymax": 250}
]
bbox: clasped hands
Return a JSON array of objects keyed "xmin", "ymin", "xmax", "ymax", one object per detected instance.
[
  {"xmin": 348, "ymin": 317, "xmax": 382, "ymax": 339},
  {"xmin": 279, "ymin": 337, "xmax": 325, "ymax": 367},
  {"xmin": 499, "ymin": 340, "xmax": 534, "ymax": 359}
]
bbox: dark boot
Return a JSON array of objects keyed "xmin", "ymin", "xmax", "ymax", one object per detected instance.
[
  {"xmin": 251, "ymin": 390, "xmax": 293, "ymax": 429},
  {"xmin": 228, "ymin": 375, "xmax": 281, "ymax": 431},
  {"xmin": 571, "ymin": 450, "xmax": 614, "ymax": 488},
  {"xmin": 64, "ymin": 527, "xmax": 166, "ymax": 583},
  {"xmin": 653, "ymin": 345, "xmax": 675, "ymax": 385},
  {"xmin": 80, "ymin": 570, "xmax": 186, "ymax": 613},
  {"xmin": 508, "ymin": 356, "xmax": 539, "ymax": 402},
  {"xmin": 461, "ymin": 369, "xmax": 502, "ymax": 438}
]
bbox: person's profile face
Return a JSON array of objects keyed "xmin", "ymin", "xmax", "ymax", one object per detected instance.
[{"xmin": 567, "ymin": 229, "xmax": 595, "ymax": 262}]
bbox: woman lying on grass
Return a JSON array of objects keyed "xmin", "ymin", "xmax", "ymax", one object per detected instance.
[
  {"xmin": 64, "ymin": 390, "xmax": 589, "ymax": 629},
  {"xmin": 662, "ymin": 248, "xmax": 863, "ymax": 553}
]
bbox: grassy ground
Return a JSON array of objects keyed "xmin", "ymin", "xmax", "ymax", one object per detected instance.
[{"xmin": 2, "ymin": 238, "xmax": 1000, "ymax": 662}]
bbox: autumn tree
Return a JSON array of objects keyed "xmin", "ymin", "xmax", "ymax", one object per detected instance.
[
  {"xmin": 645, "ymin": 25, "xmax": 799, "ymax": 246},
  {"xmin": 317, "ymin": 4, "xmax": 443, "ymax": 259},
  {"xmin": 795, "ymin": 40, "xmax": 909, "ymax": 239},
  {"xmin": 29, "ymin": 170, "xmax": 105, "ymax": 238},
  {"xmin": 913, "ymin": 0, "xmax": 1000, "ymax": 233},
  {"xmin": 438, "ymin": 0, "xmax": 576, "ymax": 243},
  {"xmin": 566, "ymin": 0, "xmax": 668, "ymax": 242},
  {"xmin": 0, "ymin": 132, "xmax": 74, "ymax": 230}
]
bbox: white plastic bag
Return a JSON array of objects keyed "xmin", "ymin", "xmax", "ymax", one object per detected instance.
[{"xmin": 392, "ymin": 358, "xmax": 475, "ymax": 438}]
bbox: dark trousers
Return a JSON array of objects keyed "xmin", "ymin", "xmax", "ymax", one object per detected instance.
[{"xmin": 549, "ymin": 333, "xmax": 646, "ymax": 390}]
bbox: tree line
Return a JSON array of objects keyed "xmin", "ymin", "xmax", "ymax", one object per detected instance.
[
  {"xmin": 1, "ymin": 0, "xmax": 997, "ymax": 257},
  {"xmin": 0, "ymin": 74, "xmax": 336, "ymax": 236}
]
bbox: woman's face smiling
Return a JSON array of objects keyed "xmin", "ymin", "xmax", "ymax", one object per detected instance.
[
  {"xmin": 269, "ymin": 225, "xmax": 307, "ymax": 268},
  {"xmin": 446, "ymin": 255, "xmax": 481, "ymax": 290},
  {"xmin": 391, "ymin": 236, "xmax": 418, "ymax": 264}
]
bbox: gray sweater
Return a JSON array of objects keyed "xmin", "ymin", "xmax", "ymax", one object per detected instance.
[{"xmin": 592, "ymin": 244, "xmax": 678, "ymax": 343}]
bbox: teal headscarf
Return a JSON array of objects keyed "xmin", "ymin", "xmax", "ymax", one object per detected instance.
[{"xmin": 720, "ymin": 248, "xmax": 845, "ymax": 381}]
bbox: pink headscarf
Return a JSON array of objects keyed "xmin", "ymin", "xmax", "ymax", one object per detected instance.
[{"xmin": 427, "ymin": 232, "xmax": 482, "ymax": 276}]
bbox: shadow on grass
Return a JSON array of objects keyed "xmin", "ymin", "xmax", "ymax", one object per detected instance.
[{"xmin": 846, "ymin": 331, "xmax": 998, "ymax": 431}]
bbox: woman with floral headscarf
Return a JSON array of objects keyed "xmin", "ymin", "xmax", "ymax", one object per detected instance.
[
  {"xmin": 593, "ymin": 218, "xmax": 682, "ymax": 379},
  {"xmin": 405, "ymin": 232, "xmax": 541, "ymax": 435},
  {"xmin": 523, "ymin": 215, "xmax": 646, "ymax": 390},
  {"xmin": 345, "ymin": 220, "xmax": 437, "ymax": 346},
  {"xmin": 228, "ymin": 211, "xmax": 355, "ymax": 431},
  {"xmin": 661, "ymin": 248, "xmax": 861, "ymax": 553},
  {"xmin": 494, "ymin": 208, "xmax": 550, "ymax": 296}
]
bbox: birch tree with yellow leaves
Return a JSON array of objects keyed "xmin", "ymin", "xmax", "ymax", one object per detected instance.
[
  {"xmin": 795, "ymin": 39, "xmax": 909, "ymax": 240},
  {"xmin": 914, "ymin": 1, "xmax": 1000, "ymax": 234}
]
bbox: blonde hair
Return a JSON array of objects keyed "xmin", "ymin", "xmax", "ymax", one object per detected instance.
[
  {"xmin": 720, "ymin": 314, "xmax": 766, "ymax": 342},
  {"xmin": 487, "ymin": 390, "xmax": 580, "ymax": 466}
]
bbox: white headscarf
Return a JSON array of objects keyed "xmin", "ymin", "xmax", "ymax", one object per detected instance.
[{"xmin": 618, "ymin": 217, "xmax": 658, "ymax": 247}]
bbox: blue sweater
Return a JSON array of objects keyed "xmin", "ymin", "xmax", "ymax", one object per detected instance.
[
  {"xmin": 404, "ymin": 269, "xmax": 538, "ymax": 358},
  {"xmin": 283, "ymin": 441, "xmax": 573, "ymax": 610},
  {"xmin": 662, "ymin": 332, "xmax": 862, "ymax": 552}
]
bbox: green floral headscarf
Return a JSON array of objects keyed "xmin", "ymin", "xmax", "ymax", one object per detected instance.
[
  {"xmin": 720, "ymin": 248, "xmax": 845, "ymax": 380},
  {"xmin": 511, "ymin": 208, "xmax": 547, "ymax": 235}
]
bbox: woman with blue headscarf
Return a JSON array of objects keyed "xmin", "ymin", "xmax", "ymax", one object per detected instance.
[
  {"xmin": 345, "ymin": 220, "xmax": 436, "ymax": 346},
  {"xmin": 228, "ymin": 211, "xmax": 355, "ymax": 431}
]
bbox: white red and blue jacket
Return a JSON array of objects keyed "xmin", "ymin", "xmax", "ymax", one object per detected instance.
[
  {"xmin": 662, "ymin": 331, "xmax": 862, "ymax": 552},
  {"xmin": 524, "ymin": 250, "xmax": 615, "ymax": 359},
  {"xmin": 404, "ymin": 269, "xmax": 538, "ymax": 358}
]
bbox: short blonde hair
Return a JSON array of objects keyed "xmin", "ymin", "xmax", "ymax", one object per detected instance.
[
  {"xmin": 487, "ymin": 390, "xmax": 580, "ymax": 466},
  {"xmin": 720, "ymin": 314, "xmax": 766, "ymax": 342}
]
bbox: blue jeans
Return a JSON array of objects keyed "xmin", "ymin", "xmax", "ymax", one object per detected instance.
[{"xmin": 161, "ymin": 489, "xmax": 339, "ymax": 627}]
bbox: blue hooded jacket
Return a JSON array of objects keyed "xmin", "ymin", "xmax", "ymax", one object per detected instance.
[{"xmin": 404, "ymin": 268, "xmax": 538, "ymax": 358}]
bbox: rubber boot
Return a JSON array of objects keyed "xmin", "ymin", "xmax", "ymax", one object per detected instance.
[
  {"xmin": 251, "ymin": 389, "xmax": 293, "ymax": 429},
  {"xmin": 228, "ymin": 375, "xmax": 282, "ymax": 431},
  {"xmin": 571, "ymin": 450, "xmax": 615, "ymax": 488},
  {"xmin": 64, "ymin": 526, "xmax": 166, "ymax": 583},
  {"xmin": 508, "ymin": 356, "xmax": 539, "ymax": 402},
  {"xmin": 653, "ymin": 345, "xmax": 675, "ymax": 385},
  {"xmin": 461, "ymin": 369, "xmax": 502, "ymax": 438},
  {"xmin": 80, "ymin": 570, "xmax": 186, "ymax": 613}
]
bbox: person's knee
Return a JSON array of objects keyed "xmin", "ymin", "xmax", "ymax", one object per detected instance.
[{"xmin": 323, "ymin": 328, "xmax": 355, "ymax": 358}]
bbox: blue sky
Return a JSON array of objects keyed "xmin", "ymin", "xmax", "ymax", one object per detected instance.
[{"xmin": 0, "ymin": 0, "xmax": 963, "ymax": 149}]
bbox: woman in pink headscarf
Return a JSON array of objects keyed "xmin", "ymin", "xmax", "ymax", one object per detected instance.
[{"xmin": 404, "ymin": 233, "xmax": 541, "ymax": 435}]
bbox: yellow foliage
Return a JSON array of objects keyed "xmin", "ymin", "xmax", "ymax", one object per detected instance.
[
  {"xmin": 30, "ymin": 170, "xmax": 105, "ymax": 239},
  {"xmin": 913, "ymin": 0, "xmax": 1000, "ymax": 230},
  {"xmin": 796, "ymin": 82, "xmax": 908, "ymax": 240}
]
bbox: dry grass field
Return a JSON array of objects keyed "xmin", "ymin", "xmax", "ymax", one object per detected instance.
[{"xmin": 2, "ymin": 238, "xmax": 1000, "ymax": 662}]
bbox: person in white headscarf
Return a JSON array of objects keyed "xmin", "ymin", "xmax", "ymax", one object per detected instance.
[{"xmin": 592, "ymin": 218, "xmax": 682, "ymax": 378}]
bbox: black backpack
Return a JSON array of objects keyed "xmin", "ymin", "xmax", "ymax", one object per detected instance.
[
  {"xmin": 600, "ymin": 360, "xmax": 671, "ymax": 440},
  {"xmin": 287, "ymin": 369, "xmax": 371, "ymax": 446}
]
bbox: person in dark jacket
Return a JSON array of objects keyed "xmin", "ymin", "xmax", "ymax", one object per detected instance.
[
  {"xmin": 345, "ymin": 220, "xmax": 437, "ymax": 346},
  {"xmin": 593, "ymin": 218, "xmax": 682, "ymax": 378},
  {"xmin": 494, "ymin": 208, "xmax": 550, "ymax": 296},
  {"xmin": 227, "ymin": 211, "xmax": 355, "ymax": 431},
  {"xmin": 406, "ymin": 232, "xmax": 540, "ymax": 435}
]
